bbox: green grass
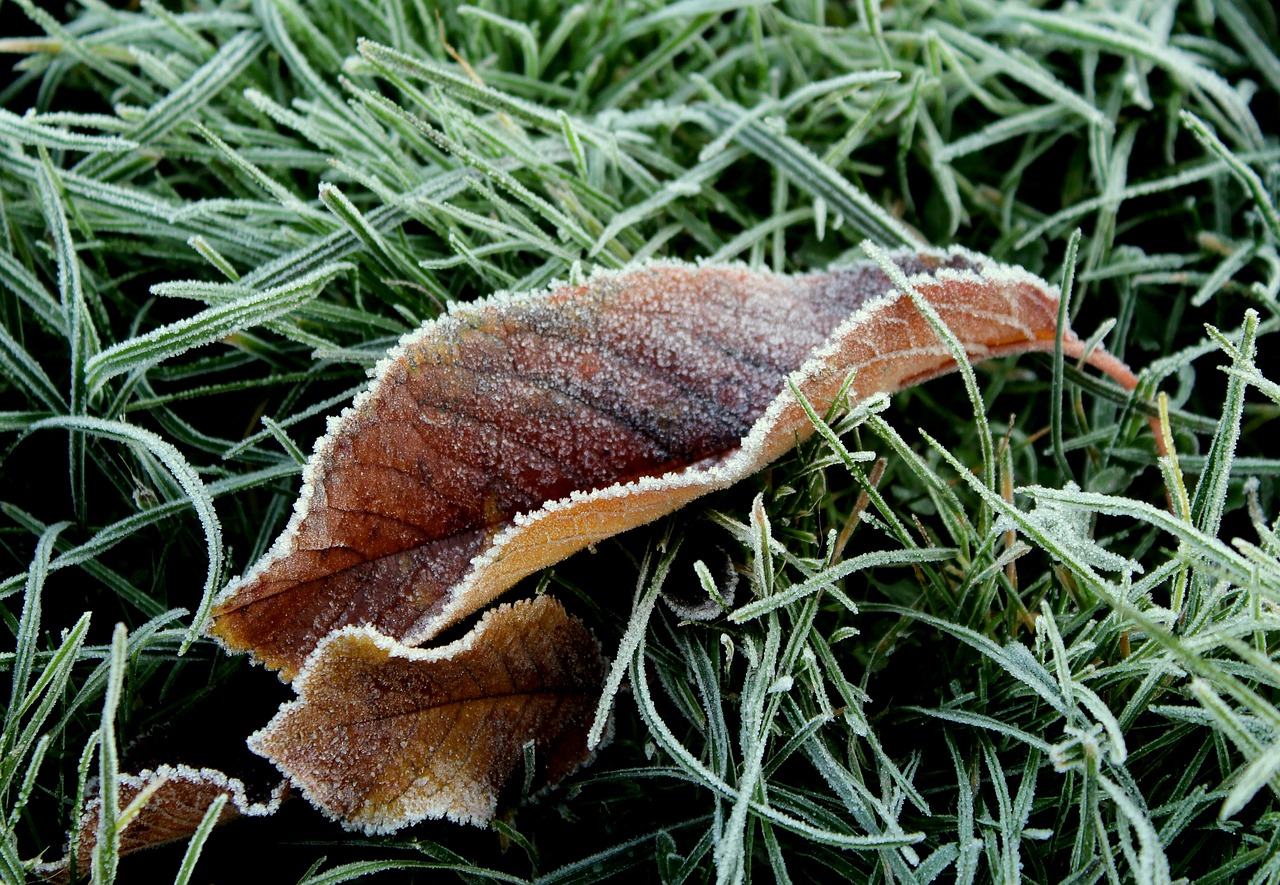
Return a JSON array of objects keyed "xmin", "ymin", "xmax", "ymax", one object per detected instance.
[{"xmin": 1, "ymin": 0, "xmax": 1279, "ymax": 882}]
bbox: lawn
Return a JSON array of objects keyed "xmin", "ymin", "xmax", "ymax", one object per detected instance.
[{"xmin": 2, "ymin": 0, "xmax": 1279, "ymax": 882}]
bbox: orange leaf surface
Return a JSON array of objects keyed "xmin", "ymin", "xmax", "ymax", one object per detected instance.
[
  {"xmin": 250, "ymin": 594, "xmax": 604, "ymax": 831},
  {"xmin": 209, "ymin": 248, "xmax": 1139, "ymax": 679}
]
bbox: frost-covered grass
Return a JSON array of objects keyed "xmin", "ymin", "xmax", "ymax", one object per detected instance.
[{"xmin": 1, "ymin": 0, "xmax": 1279, "ymax": 882}]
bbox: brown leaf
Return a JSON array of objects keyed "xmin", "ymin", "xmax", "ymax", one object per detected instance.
[
  {"xmin": 37, "ymin": 765, "xmax": 283, "ymax": 880},
  {"xmin": 249, "ymin": 594, "xmax": 604, "ymax": 831},
  {"xmin": 210, "ymin": 249, "xmax": 1140, "ymax": 677}
]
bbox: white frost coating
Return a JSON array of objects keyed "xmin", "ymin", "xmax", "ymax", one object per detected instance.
[
  {"xmin": 75, "ymin": 764, "xmax": 284, "ymax": 830},
  {"xmin": 104, "ymin": 764, "xmax": 286, "ymax": 818},
  {"xmin": 293, "ymin": 609, "xmax": 498, "ymax": 693}
]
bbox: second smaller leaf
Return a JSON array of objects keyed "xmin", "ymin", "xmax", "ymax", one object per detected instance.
[{"xmin": 251, "ymin": 594, "xmax": 605, "ymax": 831}]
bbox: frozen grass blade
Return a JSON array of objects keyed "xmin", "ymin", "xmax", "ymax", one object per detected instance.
[
  {"xmin": 586, "ymin": 544, "xmax": 672, "ymax": 751},
  {"xmin": 995, "ymin": 2, "xmax": 1264, "ymax": 148},
  {"xmin": 698, "ymin": 104, "xmax": 924, "ymax": 249},
  {"xmin": 0, "ymin": 250, "xmax": 64, "ymax": 335},
  {"xmin": 1, "ymin": 587, "xmax": 88, "ymax": 849},
  {"xmin": 170, "ymin": 793, "xmax": 227, "ymax": 885},
  {"xmin": 933, "ymin": 105, "xmax": 1064, "ymax": 164},
  {"xmin": 0, "ymin": 609, "xmax": 91, "ymax": 794},
  {"xmin": 186, "ymin": 234, "xmax": 241, "ymax": 282},
  {"xmin": 1052, "ymin": 230, "xmax": 1082, "ymax": 481},
  {"xmin": 863, "ymin": 240, "xmax": 996, "ymax": 500},
  {"xmin": 0, "ymin": 321, "xmax": 65, "ymax": 412},
  {"xmin": 748, "ymin": 495, "xmax": 774, "ymax": 601},
  {"xmin": 35, "ymin": 162, "xmax": 93, "ymax": 521},
  {"xmin": 1216, "ymin": 0, "xmax": 1280, "ymax": 95},
  {"xmin": 25, "ymin": 416, "xmax": 222, "ymax": 651},
  {"xmin": 1097, "ymin": 776, "xmax": 1171, "ymax": 884},
  {"xmin": 75, "ymin": 29, "xmax": 267, "ymax": 181},
  {"xmin": 0, "ymin": 465, "xmax": 294, "ymax": 613},
  {"xmin": 92, "ymin": 623, "xmax": 128, "ymax": 885},
  {"xmin": 194, "ymin": 123, "xmax": 311, "ymax": 215},
  {"xmin": 728, "ymin": 547, "xmax": 955, "ymax": 622},
  {"xmin": 357, "ymin": 39, "xmax": 597, "ymax": 143},
  {"xmin": 84, "ymin": 262, "xmax": 352, "ymax": 392},
  {"xmin": 0, "ymin": 107, "xmax": 138, "ymax": 152},
  {"xmin": 1011, "ymin": 156, "xmax": 1276, "ymax": 250},
  {"xmin": 10, "ymin": 0, "xmax": 158, "ymax": 101},
  {"xmin": 6, "ymin": 521, "xmax": 68, "ymax": 726},
  {"xmin": 1190, "ymin": 241, "xmax": 1255, "ymax": 308},
  {"xmin": 629, "ymin": 636, "xmax": 924, "ymax": 851},
  {"xmin": 715, "ymin": 608, "xmax": 780, "ymax": 885},
  {"xmin": 590, "ymin": 152, "xmax": 737, "ymax": 258},
  {"xmin": 1021, "ymin": 486, "xmax": 1278, "ymax": 592},
  {"xmin": 931, "ymin": 22, "xmax": 1112, "ymax": 133},
  {"xmin": 1181, "ymin": 112, "xmax": 1280, "ymax": 244},
  {"xmin": 1190, "ymin": 312, "xmax": 1257, "ymax": 542}
]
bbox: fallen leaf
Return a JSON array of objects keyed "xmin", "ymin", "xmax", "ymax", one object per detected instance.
[
  {"xmin": 202, "ymin": 247, "xmax": 1151, "ymax": 834},
  {"xmin": 37, "ymin": 765, "xmax": 283, "ymax": 880},
  {"xmin": 210, "ymin": 248, "xmax": 1141, "ymax": 678},
  {"xmin": 250, "ymin": 594, "xmax": 604, "ymax": 831}
]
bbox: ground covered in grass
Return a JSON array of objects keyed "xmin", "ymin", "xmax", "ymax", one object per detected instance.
[{"xmin": 2, "ymin": 0, "xmax": 1279, "ymax": 882}]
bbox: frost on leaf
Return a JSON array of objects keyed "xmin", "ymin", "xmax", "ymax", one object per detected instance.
[
  {"xmin": 203, "ymin": 247, "xmax": 1147, "ymax": 833},
  {"xmin": 210, "ymin": 248, "xmax": 1140, "ymax": 679},
  {"xmin": 249, "ymin": 594, "xmax": 604, "ymax": 832},
  {"xmin": 38, "ymin": 766, "xmax": 283, "ymax": 879}
]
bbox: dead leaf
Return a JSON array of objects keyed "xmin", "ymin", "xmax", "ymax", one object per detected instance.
[
  {"xmin": 210, "ymin": 248, "xmax": 1140, "ymax": 678},
  {"xmin": 199, "ymin": 247, "xmax": 1150, "ymax": 834},
  {"xmin": 37, "ymin": 765, "xmax": 283, "ymax": 880},
  {"xmin": 249, "ymin": 594, "xmax": 604, "ymax": 831}
]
